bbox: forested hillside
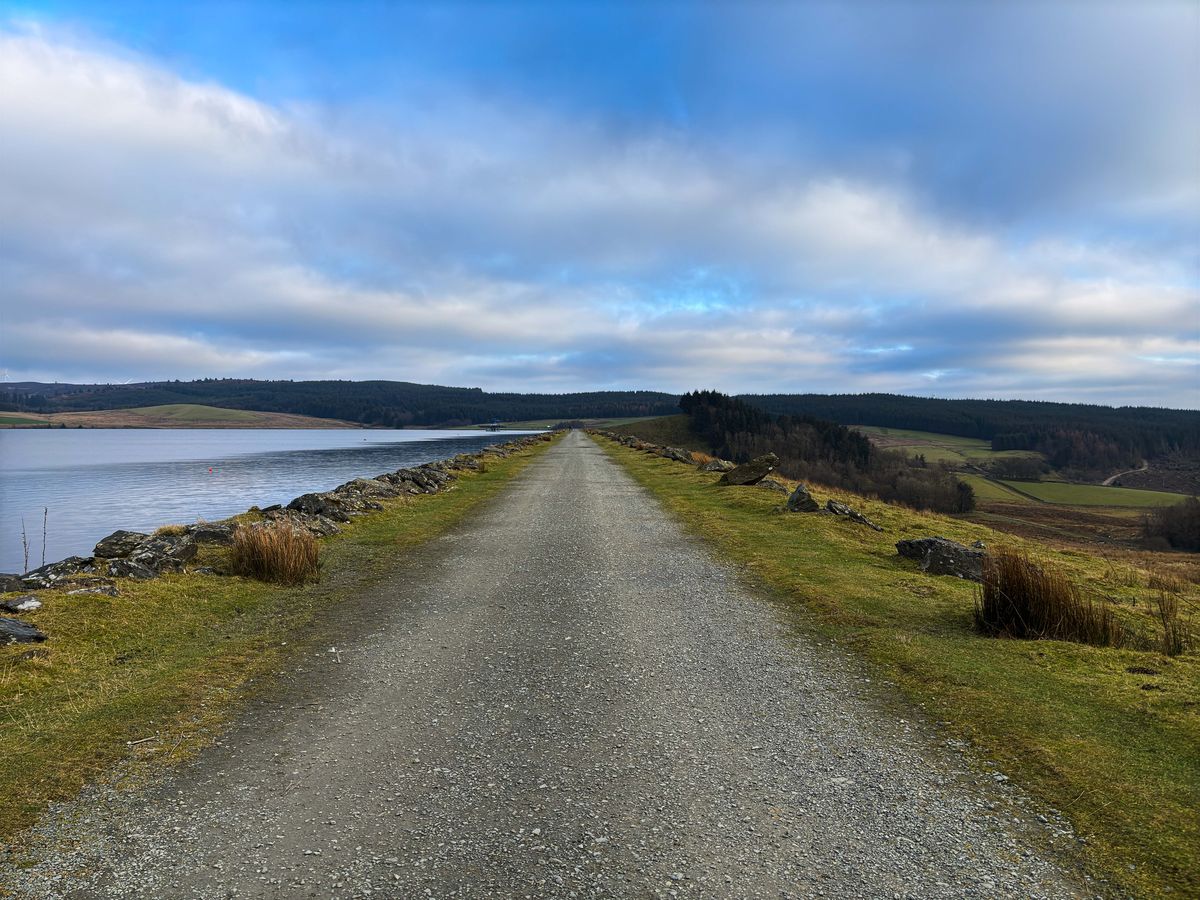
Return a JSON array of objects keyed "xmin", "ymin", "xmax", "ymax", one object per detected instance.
[
  {"xmin": 744, "ymin": 393, "xmax": 1200, "ymax": 475},
  {"xmin": 5, "ymin": 381, "xmax": 1194, "ymax": 476},
  {"xmin": 681, "ymin": 391, "xmax": 975, "ymax": 513},
  {"xmin": 1, "ymin": 380, "xmax": 678, "ymax": 428}
]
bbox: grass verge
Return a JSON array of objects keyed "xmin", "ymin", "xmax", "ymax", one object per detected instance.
[
  {"xmin": 596, "ymin": 435, "xmax": 1199, "ymax": 898},
  {"xmin": 0, "ymin": 434, "xmax": 558, "ymax": 846}
]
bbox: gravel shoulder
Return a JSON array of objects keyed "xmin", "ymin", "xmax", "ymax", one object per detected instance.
[{"xmin": 2, "ymin": 431, "xmax": 1090, "ymax": 898}]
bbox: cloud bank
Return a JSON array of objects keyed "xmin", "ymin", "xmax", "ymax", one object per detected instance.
[{"xmin": 0, "ymin": 7, "xmax": 1196, "ymax": 405}]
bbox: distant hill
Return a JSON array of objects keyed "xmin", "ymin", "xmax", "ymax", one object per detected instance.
[
  {"xmin": 0, "ymin": 404, "xmax": 361, "ymax": 429},
  {"xmin": 1, "ymin": 380, "xmax": 680, "ymax": 428},
  {"xmin": 743, "ymin": 393, "xmax": 1200, "ymax": 477},
  {"xmin": 5, "ymin": 381, "xmax": 1195, "ymax": 477}
]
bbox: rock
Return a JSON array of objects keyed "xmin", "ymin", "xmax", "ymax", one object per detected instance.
[
  {"xmin": 263, "ymin": 508, "xmax": 341, "ymax": 537},
  {"xmin": 93, "ymin": 530, "xmax": 150, "ymax": 559},
  {"xmin": 785, "ymin": 483, "xmax": 820, "ymax": 512},
  {"xmin": 971, "ymin": 540, "xmax": 986, "ymax": 550},
  {"xmin": 825, "ymin": 500, "xmax": 884, "ymax": 532},
  {"xmin": 0, "ymin": 595, "xmax": 42, "ymax": 613},
  {"xmin": 129, "ymin": 534, "xmax": 198, "ymax": 573},
  {"xmin": 0, "ymin": 574, "xmax": 24, "ymax": 593},
  {"xmin": 698, "ymin": 459, "xmax": 736, "ymax": 473},
  {"xmin": 105, "ymin": 558, "xmax": 159, "ymax": 580},
  {"xmin": 22, "ymin": 557, "xmax": 96, "ymax": 589},
  {"xmin": 718, "ymin": 453, "xmax": 779, "ymax": 486},
  {"xmin": 923, "ymin": 540, "xmax": 984, "ymax": 581},
  {"xmin": 657, "ymin": 447, "xmax": 695, "ymax": 464},
  {"xmin": 1, "ymin": 617, "xmax": 46, "ymax": 645},
  {"xmin": 65, "ymin": 577, "xmax": 120, "ymax": 597},
  {"xmin": 287, "ymin": 492, "xmax": 352, "ymax": 522},
  {"xmin": 895, "ymin": 536, "xmax": 983, "ymax": 582},
  {"xmin": 188, "ymin": 523, "xmax": 236, "ymax": 545},
  {"xmin": 758, "ymin": 477, "xmax": 789, "ymax": 493}
]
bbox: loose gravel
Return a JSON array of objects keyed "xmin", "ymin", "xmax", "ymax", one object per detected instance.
[{"xmin": 2, "ymin": 431, "xmax": 1093, "ymax": 898}]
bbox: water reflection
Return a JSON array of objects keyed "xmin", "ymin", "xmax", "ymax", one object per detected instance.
[{"xmin": 0, "ymin": 429, "xmax": 531, "ymax": 573}]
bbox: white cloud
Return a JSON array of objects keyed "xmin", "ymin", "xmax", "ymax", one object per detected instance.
[{"xmin": 0, "ymin": 24, "xmax": 1196, "ymax": 406}]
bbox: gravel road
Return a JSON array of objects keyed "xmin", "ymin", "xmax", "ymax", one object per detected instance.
[{"xmin": 3, "ymin": 431, "xmax": 1090, "ymax": 898}]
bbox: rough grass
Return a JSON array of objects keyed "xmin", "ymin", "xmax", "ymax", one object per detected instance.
[
  {"xmin": 0, "ymin": 434, "xmax": 559, "ymax": 846},
  {"xmin": 229, "ymin": 525, "xmax": 320, "ymax": 585},
  {"xmin": 976, "ymin": 549, "xmax": 1127, "ymax": 647},
  {"xmin": 596, "ymin": 435, "xmax": 1200, "ymax": 898},
  {"xmin": 607, "ymin": 414, "xmax": 709, "ymax": 452}
]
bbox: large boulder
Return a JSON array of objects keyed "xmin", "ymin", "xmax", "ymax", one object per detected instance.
[
  {"xmin": 657, "ymin": 447, "xmax": 695, "ymax": 464},
  {"xmin": 22, "ymin": 557, "xmax": 96, "ymax": 589},
  {"xmin": 0, "ymin": 595, "xmax": 42, "ymax": 613},
  {"xmin": 93, "ymin": 530, "xmax": 150, "ymax": 559},
  {"xmin": 718, "ymin": 453, "xmax": 779, "ymax": 486},
  {"xmin": 825, "ymin": 500, "xmax": 884, "ymax": 532},
  {"xmin": 287, "ymin": 492, "xmax": 353, "ymax": 522},
  {"xmin": 129, "ymin": 534, "xmax": 197, "ymax": 574},
  {"xmin": 188, "ymin": 523, "xmax": 236, "ymax": 545},
  {"xmin": 105, "ymin": 558, "xmax": 159, "ymax": 580},
  {"xmin": 895, "ymin": 536, "xmax": 983, "ymax": 582},
  {"xmin": 0, "ymin": 573, "xmax": 26, "ymax": 593},
  {"xmin": 1, "ymin": 617, "xmax": 46, "ymax": 645},
  {"xmin": 785, "ymin": 483, "xmax": 820, "ymax": 512},
  {"xmin": 263, "ymin": 508, "xmax": 341, "ymax": 537}
]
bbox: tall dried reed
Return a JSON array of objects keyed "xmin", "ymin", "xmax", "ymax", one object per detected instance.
[
  {"xmin": 975, "ymin": 548, "xmax": 1127, "ymax": 647},
  {"xmin": 229, "ymin": 524, "xmax": 319, "ymax": 586}
]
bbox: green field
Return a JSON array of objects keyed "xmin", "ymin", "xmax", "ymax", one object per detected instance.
[
  {"xmin": 960, "ymin": 473, "xmax": 1035, "ymax": 503},
  {"xmin": 124, "ymin": 404, "xmax": 263, "ymax": 423},
  {"xmin": 596, "ymin": 435, "xmax": 1200, "ymax": 898},
  {"xmin": 1000, "ymin": 479, "xmax": 1187, "ymax": 508},
  {"xmin": 0, "ymin": 414, "xmax": 47, "ymax": 426},
  {"xmin": 855, "ymin": 425, "xmax": 1043, "ymax": 463}
]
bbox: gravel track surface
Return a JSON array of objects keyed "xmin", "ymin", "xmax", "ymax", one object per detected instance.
[{"xmin": 3, "ymin": 431, "xmax": 1089, "ymax": 898}]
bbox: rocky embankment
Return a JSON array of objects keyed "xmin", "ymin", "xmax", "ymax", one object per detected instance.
[
  {"xmin": 0, "ymin": 432, "xmax": 557, "ymax": 646},
  {"xmin": 594, "ymin": 429, "xmax": 987, "ymax": 581}
]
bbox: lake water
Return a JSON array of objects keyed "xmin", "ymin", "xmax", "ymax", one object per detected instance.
[{"xmin": 0, "ymin": 429, "xmax": 536, "ymax": 574}]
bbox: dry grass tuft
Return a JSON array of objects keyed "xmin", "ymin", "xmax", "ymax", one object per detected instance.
[
  {"xmin": 1154, "ymin": 592, "xmax": 1194, "ymax": 657},
  {"xmin": 1148, "ymin": 570, "xmax": 1185, "ymax": 594},
  {"xmin": 976, "ymin": 548, "xmax": 1127, "ymax": 647},
  {"xmin": 229, "ymin": 524, "xmax": 319, "ymax": 585},
  {"xmin": 154, "ymin": 524, "xmax": 188, "ymax": 537}
]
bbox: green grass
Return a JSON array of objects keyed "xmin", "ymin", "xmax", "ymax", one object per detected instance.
[
  {"xmin": 0, "ymin": 434, "xmax": 559, "ymax": 845},
  {"xmin": 1001, "ymin": 480, "xmax": 1188, "ymax": 508},
  {"xmin": 855, "ymin": 425, "xmax": 1043, "ymax": 463},
  {"xmin": 125, "ymin": 404, "xmax": 263, "ymax": 423},
  {"xmin": 606, "ymin": 414, "xmax": 709, "ymax": 451},
  {"xmin": 961, "ymin": 474, "xmax": 1035, "ymax": 504},
  {"xmin": 596, "ymin": 435, "xmax": 1200, "ymax": 898},
  {"xmin": 0, "ymin": 414, "xmax": 47, "ymax": 426}
]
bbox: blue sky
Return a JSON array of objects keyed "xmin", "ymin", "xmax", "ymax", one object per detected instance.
[{"xmin": 0, "ymin": 1, "xmax": 1197, "ymax": 405}]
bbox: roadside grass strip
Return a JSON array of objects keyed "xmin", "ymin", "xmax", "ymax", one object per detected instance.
[
  {"xmin": 597, "ymin": 435, "xmax": 1200, "ymax": 899},
  {"xmin": 0, "ymin": 434, "xmax": 559, "ymax": 846}
]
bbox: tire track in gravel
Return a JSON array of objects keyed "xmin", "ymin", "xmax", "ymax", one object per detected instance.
[{"xmin": 2, "ymin": 430, "xmax": 1091, "ymax": 898}]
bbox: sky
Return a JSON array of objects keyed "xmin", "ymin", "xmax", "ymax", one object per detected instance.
[{"xmin": 0, "ymin": 1, "xmax": 1197, "ymax": 406}]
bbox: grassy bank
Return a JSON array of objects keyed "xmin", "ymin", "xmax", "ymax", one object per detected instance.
[
  {"xmin": 596, "ymin": 435, "xmax": 1199, "ymax": 898},
  {"xmin": 0, "ymin": 434, "xmax": 558, "ymax": 846}
]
